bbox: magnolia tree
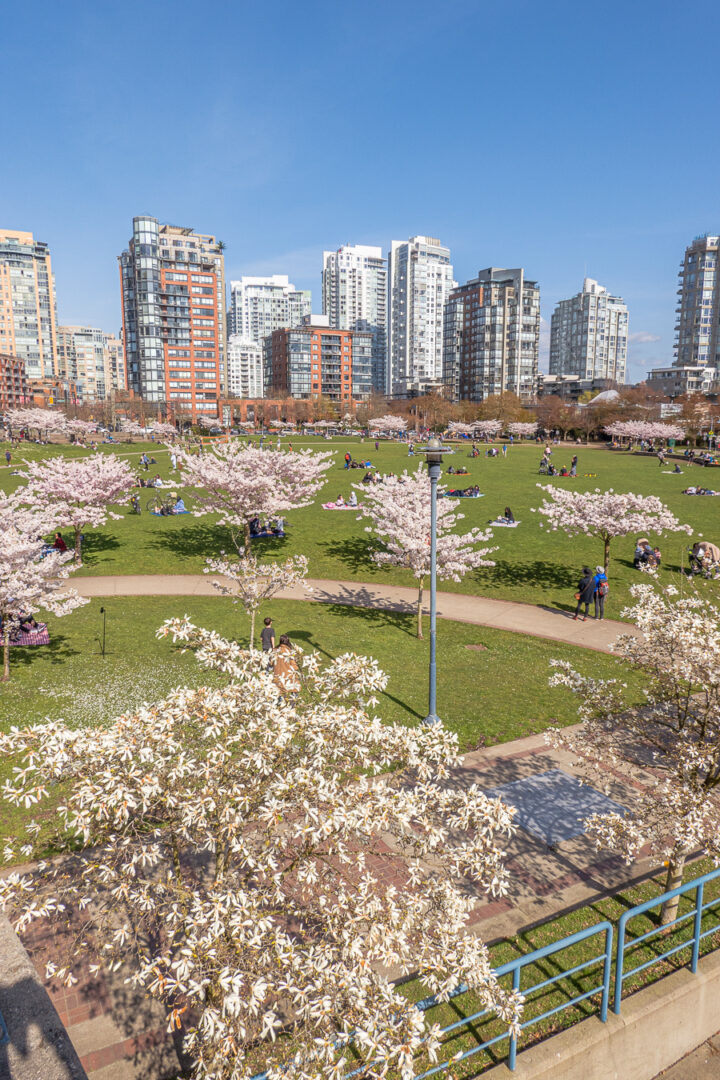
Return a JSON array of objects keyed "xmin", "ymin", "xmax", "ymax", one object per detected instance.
[
  {"xmin": 19, "ymin": 454, "xmax": 136, "ymax": 560},
  {"xmin": 368, "ymin": 414, "xmax": 408, "ymax": 434},
  {"xmin": 548, "ymin": 582, "xmax": 720, "ymax": 924},
  {"xmin": 0, "ymin": 620, "xmax": 521, "ymax": 1080},
  {"xmin": 178, "ymin": 441, "xmax": 333, "ymax": 553},
  {"xmin": 356, "ymin": 468, "xmax": 496, "ymax": 637},
  {"xmin": 605, "ymin": 421, "xmax": 685, "ymax": 444},
  {"xmin": 0, "ymin": 495, "xmax": 87, "ymax": 680},
  {"xmin": 533, "ymin": 485, "xmax": 691, "ymax": 572},
  {"xmin": 471, "ymin": 420, "xmax": 502, "ymax": 438},
  {"xmin": 204, "ymin": 552, "xmax": 309, "ymax": 648},
  {"xmin": 508, "ymin": 422, "xmax": 538, "ymax": 438}
]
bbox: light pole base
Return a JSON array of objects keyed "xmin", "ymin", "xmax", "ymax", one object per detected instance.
[{"xmin": 423, "ymin": 713, "xmax": 441, "ymax": 726}]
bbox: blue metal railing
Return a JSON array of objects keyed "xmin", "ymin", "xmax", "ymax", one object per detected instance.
[
  {"xmin": 250, "ymin": 865, "xmax": 720, "ymax": 1078},
  {"xmin": 412, "ymin": 921, "xmax": 613, "ymax": 1075},
  {"xmin": 613, "ymin": 864, "xmax": 720, "ymax": 1015},
  {"xmin": 0, "ymin": 1006, "xmax": 8, "ymax": 1046}
]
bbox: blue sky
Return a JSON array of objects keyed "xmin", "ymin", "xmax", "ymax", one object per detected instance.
[{"xmin": 2, "ymin": 0, "xmax": 719, "ymax": 381}]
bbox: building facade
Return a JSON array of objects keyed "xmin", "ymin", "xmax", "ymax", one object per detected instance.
[
  {"xmin": 0, "ymin": 352, "xmax": 29, "ymax": 410},
  {"xmin": 226, "ymin": 336, "xmax": 264, "ymax": 399},
  {"xmin": 322, "ymin": 245, "xmax": 387, "ymax": 393},
  {"xmin": 549, "ymin": 277, "xmax": 628, "ymax": 383},
  {"xmin": 443, "ymin": 268, "xmax": 540, "ymax": 402},
  {"xmin": 119, "ymin": 216, "xmax": 226, "ymax": 419},
  {"xmin": 646, "ymin": 365, "xmax": 717, "ymax": 398},
  {"xmin": 265, "ymin": 315, "xmax": 372, "ymax": 404},
  {"xmin": 227, "ymin": 276, "xmax": 311, "ymax": 345},
  {"xmin": 56, "ymin": 325, "xmax": 126, "ymax": 403},
  {"xmin": 388, "ymin": 236, "xmax": 455, "ymax": 398},
  {"xmin": 675, "ymin": 234, "xmax": 720, "ymax": 371},
  {"xmin": 0, "ymin": 229, "xmax": 58, "ymax": 380}
]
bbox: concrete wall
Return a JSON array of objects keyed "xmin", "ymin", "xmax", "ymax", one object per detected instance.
[
  {"xmin": 0, "ymin": 913, "xmax": 88, "ymax": 1080},
  {"xmin": 485, "ymin": 948, "xmax": 720, "ymax": 1080}
]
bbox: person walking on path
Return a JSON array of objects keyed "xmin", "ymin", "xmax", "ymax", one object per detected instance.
[
  {"xmin": 573, "ymin": 567, "xmax": 595, "ymax": 621},
  {"xmin": 170, "ymin": 451, "xmax": 177, "ymax": 470},
  {"xmin": 260, "ymin": 616, "xmax": 275, "ymax": 666},
  {"xmin": 374, "ymin": 439, "xmax": 379, "ymax": 451},
  {"xmin": 344, "ymin": 451, "xmax": 351, "ymax": 469},
  {"xmin": 570, "ymin": 454, "xmax": 578, "ymax": 477},
  {"xmin": 273, "ymin": 633, "xmax": 300, "ymax": 695},
  {"xmin": 4, "ymin": 450, "xmax": 10, "ymax": 465},
  {"xmin": 593, "ymin": 565, "xmax": 608, "ymax": 621}
]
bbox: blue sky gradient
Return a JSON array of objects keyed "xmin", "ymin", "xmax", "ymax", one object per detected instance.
[{"xmin": 2, "ymin": 0, "xmax": 718, "ymax": 381}]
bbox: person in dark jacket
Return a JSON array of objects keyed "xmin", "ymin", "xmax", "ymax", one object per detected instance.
[
  {"xmin": 592, "ymin": 565, "xmax": 608, "ymax": 620},
  {"xmin": 573, "ymin": 567, "xmax": 595, "ymax": 621}
]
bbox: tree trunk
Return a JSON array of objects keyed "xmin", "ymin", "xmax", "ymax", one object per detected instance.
[
  {"xmin": 2, "ymin": 624, "xmax": 9, "ymax": 682},
  {"xmin": 249, "ymin": 608, "xmax": 256, "ymax": 651},
  {"xmin": 660, "ymin": 853, "xmax": 686, "ymax": 926},
  {"xmin": 74, "ymin": 527, "xmax": 82, "ymax": 562},
  {"xmin": 603, "ymin": 535, "xmax": 611, "ymax": 573},
  {"xmin": 416, "ymin": 583, "xmax": 424, "ymax": 639},
  {"xmin": 244, "ymin": 520, "xmax": 251, "ymax": 555}
]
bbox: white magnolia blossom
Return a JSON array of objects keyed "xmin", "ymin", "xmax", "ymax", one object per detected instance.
[
  {"xmin": 548, "ymin": 582, "xmax": 720, "ymax": 923},
  {"xmin": 604, "ymin": 420, "xmax": 685, "ymax": 443},
  {"xmin": 533, "ymin": 484, "xmax": 692, "ymax": 571},
  {"xmin": 204, "ymin": 552, "xmax": 310, "ymax": 648},
  {"xmin": 355, "ymin": 467, "xmax": 496, "ymax": 637},
  {"xmin": 0, "ymin": 622, "xmax": 521, "ymax": 1080}
]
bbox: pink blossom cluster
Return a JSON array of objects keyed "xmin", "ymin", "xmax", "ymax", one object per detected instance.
[
  {"xmin": 470, "ymin": 420, "xmax": 502, "ymax": 437},
  {"xmin": 508, "ymin": 422, "xmax": 538, "ymax": 437},
  {"xmin": 5, "ymin": 408, "xmax": 68, "ymax": 437},
  {"xmin": 368, "ymin": 414, "xmax": 408, "ymax": 433},
  {"xmin": 604, "ymin": 420, "xmax": 685, "ymax": 442}
]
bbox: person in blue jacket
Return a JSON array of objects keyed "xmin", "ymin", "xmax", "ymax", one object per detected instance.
[{"xmin": 593, "ymin": 565, "xmax": 608, "ymax": 621}]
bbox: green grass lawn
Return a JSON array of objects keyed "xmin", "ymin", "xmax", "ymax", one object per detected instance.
[{"xmin": 2, "ymin": 436, "xmax": 718, "ymax": 617}]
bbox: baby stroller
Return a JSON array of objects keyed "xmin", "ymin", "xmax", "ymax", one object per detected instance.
[
  {"xmin": 538, "ymin": 458, "xmax": 551, "ymax": 474},
  {"xmin": 688, "ymin": 541, "xmax": 720, "ymax": 579}
]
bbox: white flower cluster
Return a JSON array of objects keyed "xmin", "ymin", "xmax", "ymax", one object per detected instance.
[{"xmin": 0, "ymin": 624, "xmax": 521, "ymax": 1080}]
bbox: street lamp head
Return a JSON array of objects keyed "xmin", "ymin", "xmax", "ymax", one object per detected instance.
[{"xmin": 416, "ymin": 435, "xmax": 452, "ymax": 465}]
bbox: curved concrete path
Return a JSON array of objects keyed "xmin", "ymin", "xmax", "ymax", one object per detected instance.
[{"xmin": 72, "ymin": 574, "xmax": 639, "ymax": 654}]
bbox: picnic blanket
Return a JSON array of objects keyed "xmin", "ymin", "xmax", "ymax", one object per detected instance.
[
  {"xmin": 251, "ymin": 530, "xmax": 286, "ymax": 539},
  {"xmin": 150, "ymin": 509, "xmax": 190, "ymax": 516},
  {"xmin": 489, "ymin": 519, "xmax": 520, "ymax": 527},
  {"xmin": 441, "ymin": 492, "xmax": 484, "ymax": 498},
  {"xmin": 322, "ymin": 503, "xmax": 361, "ymax": 510},
  {"xmin": 10, "ymin": 624, "xmax": 50, "ymax": 647}
]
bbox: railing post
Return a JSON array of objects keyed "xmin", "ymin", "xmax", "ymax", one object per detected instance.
[
  {"xmin": 508, "ymin": 966, "xmax": 521, "ymax": 1071},
  {"xmin": 600, "ymin": 923, "xmax": 614, "ymax": 1023},
  {"xmin": 692, "ymin": 880, "xmax": 705, "ymax": 973},
  {"xmin": 613, "ymin": 913, "xmax": 627, "ymax": 1015}
]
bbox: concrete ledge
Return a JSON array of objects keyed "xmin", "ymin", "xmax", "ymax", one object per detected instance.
[
  {"xmin": 484, "ymin": 948, "xmax": 720, "ymax": 1080},
  {"xmin": 0, "ymin": 913, "xmax": 88, "ymax": 1079}
]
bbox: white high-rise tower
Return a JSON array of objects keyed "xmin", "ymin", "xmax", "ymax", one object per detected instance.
[
  {"xmin": 227, "ymin": 276, "xmax": 311, "ymax": 345},
  {"xmin": 549, "ymin": 278, "xmax": 629, "ymax": 383},
  {"xmin": 322, "ymin": 245, "xmax": 387, "ymax": 392}
]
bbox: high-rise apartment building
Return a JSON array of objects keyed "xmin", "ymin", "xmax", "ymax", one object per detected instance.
[
  {"xmin": 0, "ymin": 229, "xmax": 58, "ymax": 380},
  {"xmin": 226, "ymin": 336, "xmax": 264, "ymax": 399},
  {"xmin": 388, "ymin": 236, "xmax": 455, "ymax": 397},
  {"xmin": 675, "ymin": 234, "xmax": 720, "ymax": 371},
  {"xmin": 549, "ymin": 278, "xmax": 628, "ymax": 383},
  {"xmin": 227, "ymin": 276, "xmax": 311, "ymax": 345},
  {"xmin": 322, "ymin": 245, "xmax": 387, "ymax": 392},
  {"xmin": 443, "ymin": 268, "xmax": 540, "ymax": 402},
  {"xmin": 56, "ymin": 325, "xmax": 126, "ymax": 403},
  {"xmin": 265, "ymin": 315, "xmax": 372, "ymax": 404},
  {"xmin": 119, "ymin": 216, "xmax": 226, "ymax": 418}
]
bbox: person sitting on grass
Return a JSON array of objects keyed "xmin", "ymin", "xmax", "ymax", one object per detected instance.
[
  {"xmin": 249, "ymin": 515, "xmax": 261, "ymax": 537},
  {"xmin": 53, "ymin": 531, "xmax": 68, "ymax": 552},
  {"xmin": 172, "ymin": 495, "xmax": 185, "ymax": 514},
  {"xmin": 349, "ymin": 490, "xmax": 358, "ymax": 507},
  {"xmin": 335, "ymin": 494, "xmax": 345, "ymax": 506},
  {"xmin": 503, "ymin": 506, "xmax": 515, "ymax": 523}
]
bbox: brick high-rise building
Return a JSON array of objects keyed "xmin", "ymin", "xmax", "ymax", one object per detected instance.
[
  {"xmin": 265, "ymin": 315, "xmax": 371, "ymax": 404},
  {"xmin": 57, "ymin": 325, "xmax": 126, "ymax": 403},
  {"xmin": 119, "ymin": 216, "xmax": 226, "ymax": 418},
  {"xmin": 443, "ymin": 268, "xmax": 540, "ymax": 402},
  {"xmin": 0, "ymin": 229, "xmax": 58, "ymax": 380},
  {"xmin": 0, "ymin": 353, "xmax": 29, "ymax": 410}
]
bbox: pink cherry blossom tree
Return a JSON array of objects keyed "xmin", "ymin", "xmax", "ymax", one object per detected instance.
[
  {"xmin": 119, "ymin": 419, "xmax": 146, "ymax": 438},
  {"xmin": 548, "ymin": 582, "xmax": 720, "ymax": 924},
  {"xmin": 65, "ymin": 418, "xmax": 99, "ymax": 442},
  {"xmin": 369, "ymin": 414, "xmax": 408, "ymax": 434},
  {"xmin": 356, "ymin": 467, "xmax": 496, "ymax": 637},
  {"xmin": 204, "ymin": 552, "xmax": 309, "ymax": 648},
  {"xmin": 446, "ymin": 421, "xmax": 476, "ymax": 436},
  {"xmin": 534, "ymin": 484, "xmax": 691, "ymax": 572},
  {"xmin": 150, "ymin": 421, "xmax": 177, "ymax": 440},
  {"xmin": 604, "ymin": 420, "xmax": 685, "ymax": 444},
  {"xmin": 5, "ymin": 408, "xmax": 67, "ymax": 441},
  {"xmin": 471, "ymin": 419, "xmax": 502, "ymax": 438},
  {"xmin": 0, "ymin": 620, "xmax": 520, "ymax": 1080},
  {"xmin": 508, "ymin": 421, "xmax": 538, "ymax": 438},
  {"xmin": 19, "ymin": 454, "xmax": 136, "ymax": 560},
  {"xmin": 0, "ymin": 496, "xmax": 87, "ymax": 680},
  {"xmin": 178, "ymin": 441, "xmax": 333, "ymax": 553}
]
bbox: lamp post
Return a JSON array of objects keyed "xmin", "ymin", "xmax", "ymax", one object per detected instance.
[{"xmin": 416, "ymin": 435, "xmax": 452, "ymax": 725}]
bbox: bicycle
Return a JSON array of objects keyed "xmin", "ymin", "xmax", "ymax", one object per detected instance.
[{"xmin": 146, "ymin": 494, "xmax": 175, "ymax": 515}]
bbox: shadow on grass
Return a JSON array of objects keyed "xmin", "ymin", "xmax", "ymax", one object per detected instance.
[
  {"xmin": 319, "ymin": 536, "xmax": 383, "ymax": 575},
  {"xmin": 478, "ymin": 559, "xmax": 577, "ymax": 592},
  {"xmin": 8, "ymin": 634, "xmax": 79, "ymax": 669},
  {"xmin": 78, "ymin": 530, "xmax": 120, "ymax": 564},
  {"xmin": 148, "ymin": 521, "xmax": 238, "ymax": 560},
  {"xmin": 321, "ymin": 601, "xmax": 419, "ymax": 638}
]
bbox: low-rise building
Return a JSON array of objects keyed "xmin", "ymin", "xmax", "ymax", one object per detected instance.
[
  {"xmin": 0, "ymin": 352, "xmax": 29, "ymax": 410},
  {"xmin": 646, "ymin": 365, "xmax": 716, "ymax": 398},
  {"xmin": 264, "ymin": 315, "xmax": 372, "ymax": 404},
  {"xmin": 535, "ymin": 374, "xmax": 616, "ymax": 401}
]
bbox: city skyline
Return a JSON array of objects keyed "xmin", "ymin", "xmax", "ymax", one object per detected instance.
[{"xmin": 2, "ymin": 1, "xmax": 720, "ymax": 386}]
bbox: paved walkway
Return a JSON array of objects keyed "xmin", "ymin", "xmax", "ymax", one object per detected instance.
[{"xmin": 72, "ymin": 573, "xmax": 639, "ymax": 654}]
